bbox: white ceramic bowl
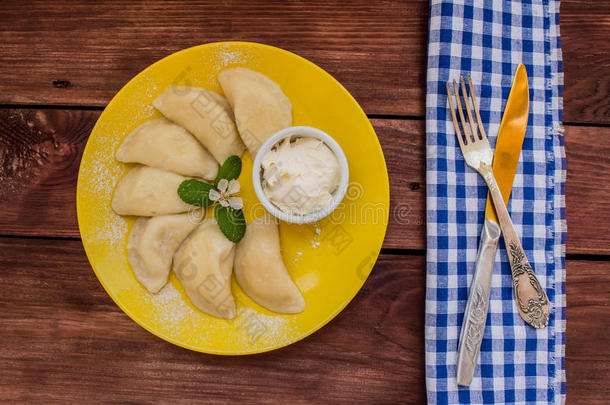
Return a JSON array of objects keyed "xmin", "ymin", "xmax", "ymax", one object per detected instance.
[{"xmin": 252, "ymin": 126, "xmax": 349, "ymax": 224}]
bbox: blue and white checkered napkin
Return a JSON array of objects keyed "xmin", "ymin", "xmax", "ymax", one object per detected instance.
[{"xmin": 425, "ymin": 0, "xmax": 566, "ymax": 403}]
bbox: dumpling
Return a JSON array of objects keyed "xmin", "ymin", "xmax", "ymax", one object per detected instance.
[
  {"xmin": 152, "ymin": 86, "xmax": 245, "ymax": 163},
  {"xmin": 218, "ymin": 68, "xmax": 292, "ymax": 157},
  {"xmin": 173, "ymin": 218, "xmax": 236, "ymax": 319},
  {"xmin": 127, "ymin": 212, "xmax": 201, "ymax": 293},
  {"xmin": 111, "ymin": 166, "xmax": 192, "ymax": 216},
  {"xmin": 234, "ymin": 213, "xmax": 305, "ymax": 314},
  {"xmin": 116, "ymin": 118, "xmax": 218, "ymax": 180}
]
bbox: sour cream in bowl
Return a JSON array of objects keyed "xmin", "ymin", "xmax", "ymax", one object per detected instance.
[{"xmin": 252, "ymin": 126, "xmax": 349, "ymax": 224}]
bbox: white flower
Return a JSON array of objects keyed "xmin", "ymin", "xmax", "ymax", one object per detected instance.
[{"xmin": 209, "ymin": 178, "xmax": 243, "ymax": 210}]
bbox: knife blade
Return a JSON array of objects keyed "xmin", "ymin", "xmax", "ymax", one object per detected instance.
[{"xmin": 456, "ymin": 64, "xmax": 529, "ymax": 386}]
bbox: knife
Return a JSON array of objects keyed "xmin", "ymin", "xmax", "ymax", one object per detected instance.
[{"xmin": 456, "ymin": 64, "xmax": 529, "ymax": 386}]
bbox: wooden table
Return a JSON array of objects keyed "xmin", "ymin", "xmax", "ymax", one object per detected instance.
[{"xmin": 0, "ymin": 1, "xmax": 608, "ymax": 403}]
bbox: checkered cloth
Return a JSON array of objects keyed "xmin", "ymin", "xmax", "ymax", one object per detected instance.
[{"xmin": 425, "ymin": 1, "xmax": 566, "ymax": 404}]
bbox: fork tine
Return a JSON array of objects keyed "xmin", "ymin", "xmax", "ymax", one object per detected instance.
[
  {"xmin": 460, "ymin": 76, "xmax": 479, "ymax": 140},
  {"xmin": 467, "ymin": 75, "xmax": 488, "ymax": 140},
  {"xmin": 452, "ymin": 79, "xmax": 473, "ymax": 144},
  {"xmin": 446, "ymin": 81, "xmax": 465, "ymax": 148}
]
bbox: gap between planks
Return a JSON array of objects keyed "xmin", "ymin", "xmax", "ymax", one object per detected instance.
[
  {"xmin": 0, "ymin": 234, "xmax": 609, "ymax": 262},
  {"xmin": 0, "ymin": 103, "xmax": 607, "ymax": 128}
]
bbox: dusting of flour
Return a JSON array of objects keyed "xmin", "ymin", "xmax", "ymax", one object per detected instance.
[{"xmin": 79, "ymin": 44, "xmax": 301, "ymax": 352}]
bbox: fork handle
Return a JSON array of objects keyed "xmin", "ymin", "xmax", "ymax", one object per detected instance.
[
  {"xmin": 457, "ymin": 218, "xmax": 501, "ymax": 386},
  {"xmin": 481, "ymin": 164, "xmax": 550, "ymax": 328}
]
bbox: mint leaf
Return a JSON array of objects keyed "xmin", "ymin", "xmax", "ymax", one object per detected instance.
[
  {"xmin": 177, "ymin": 179, "xmax": 214, "ymax": 207},
  {"xmin": 215, "ymin": 205, "xmax": 246, "ymax": 243},
  {"xmin": 214, "ymin": 155, "xmax": 242, "ymax": 187}
]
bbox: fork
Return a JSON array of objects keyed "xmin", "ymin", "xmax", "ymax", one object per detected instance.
[{"xmin": 446, "ymin": 76, "xmax": 550, "ymax": 329}]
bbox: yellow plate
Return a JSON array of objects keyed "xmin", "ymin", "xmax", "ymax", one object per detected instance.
[{"xmin": 77, "ymin": 42, "xmax": 389, "ymax": 355}]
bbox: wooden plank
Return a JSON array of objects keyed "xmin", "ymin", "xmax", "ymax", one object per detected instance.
[
  {"xmin": 0, "ymin": 1, "xmax": 608, "ymax": 123},
  {"xmin": 0, "ymin": 109, "xmax": 427, "ymax": 247},
  {"xmin": 0, "ymin": 0, "xmax": 427, "ymax": 117},
  {"xmin": 0, "ymin": 238, "xmax": 426, "ymax": 403},
  {"xmin": 378, "ymin": 118, "xmax": 426, "ymax": 249},
  {"xmin": 561, "ymin": 0, "xmax": 610, "ymax": 124},
  {"xmin": 0, "ymin": 237, "xmax": 608, "ymax": 402},
  {"xmin": 565, "ymin": 260, "xmax": 610, "ymax": 404},
  {"xmin": 0, "ymin": 109, "xmax": 93, "ymax": 238},
  {"xmin": 1, "ymin": 108, "xmax": 609, "ymax": 254},
  {"xmin": 565, "ymin": 125, "xmax": 610, "ymax": 254}
]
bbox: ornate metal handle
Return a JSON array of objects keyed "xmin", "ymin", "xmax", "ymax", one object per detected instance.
[
  {"xmin": 457, "ymin": 219, "xmax": 501, "ymax": 386},
  {"xmin": 482, "ymin": 164, "xmax": 550, "ymax": 328}
]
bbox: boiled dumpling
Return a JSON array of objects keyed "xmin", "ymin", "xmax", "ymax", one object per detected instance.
[
  {"xmin": 173, "ymin": 218, "xmax": 236, "ymax": 319},
  {"xmin": 152, "ymin": 86, "xmax": 245, "ymax": 163},
  {"xmin": 218, "ymin": 67, "xmax": 292, "ymax": 157},
  {"xmin": 127, "ymin": 212, "xmax": 202, "ymax": 293},
  {"xmin": 111, "ymin": 166, "xmax": 192, "ymax": 216},
  {"xmin": 116, "ymin": 118, "xmax": 218, "ymax": 180},
  {"xmin": 234, "ymin": 213, "xmax": 305, "ymax": 314}
]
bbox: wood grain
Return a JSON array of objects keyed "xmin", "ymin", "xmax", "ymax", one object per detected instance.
[
  {"xmin": 0, "ymin": 109, "xmax": 92, "ymax": 237},
  {"xmin": 0, "ymin": 237, "xmax": 426, "ymax": 404},
  {"xmin": 565, "ymin": 260, "xmax": 610, "ymax": 404},
  {"xmin": 0, "ymin": 108, "xmax": 427, "ymax": 247},
  {"xmin": 0, "ymin": 0, "xmax": 608, "ymax": 123},
  {"xmin": 1, "ymin": 108, "xmax": 609, "ymax": 255},
  {"xmin": 561, "ymin": 0, "xmax": 610, "ymax": 124},
  {"xmin": 565, "ymin": 125, "xmax": 610, "ymax": 255},
  {"xmin": 0, "ymin": 0, "xmax": 427, "ymax": 117},
  {"xmin": 0, "ymin": 237, "xmax": 607, "ymax": 403}
]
